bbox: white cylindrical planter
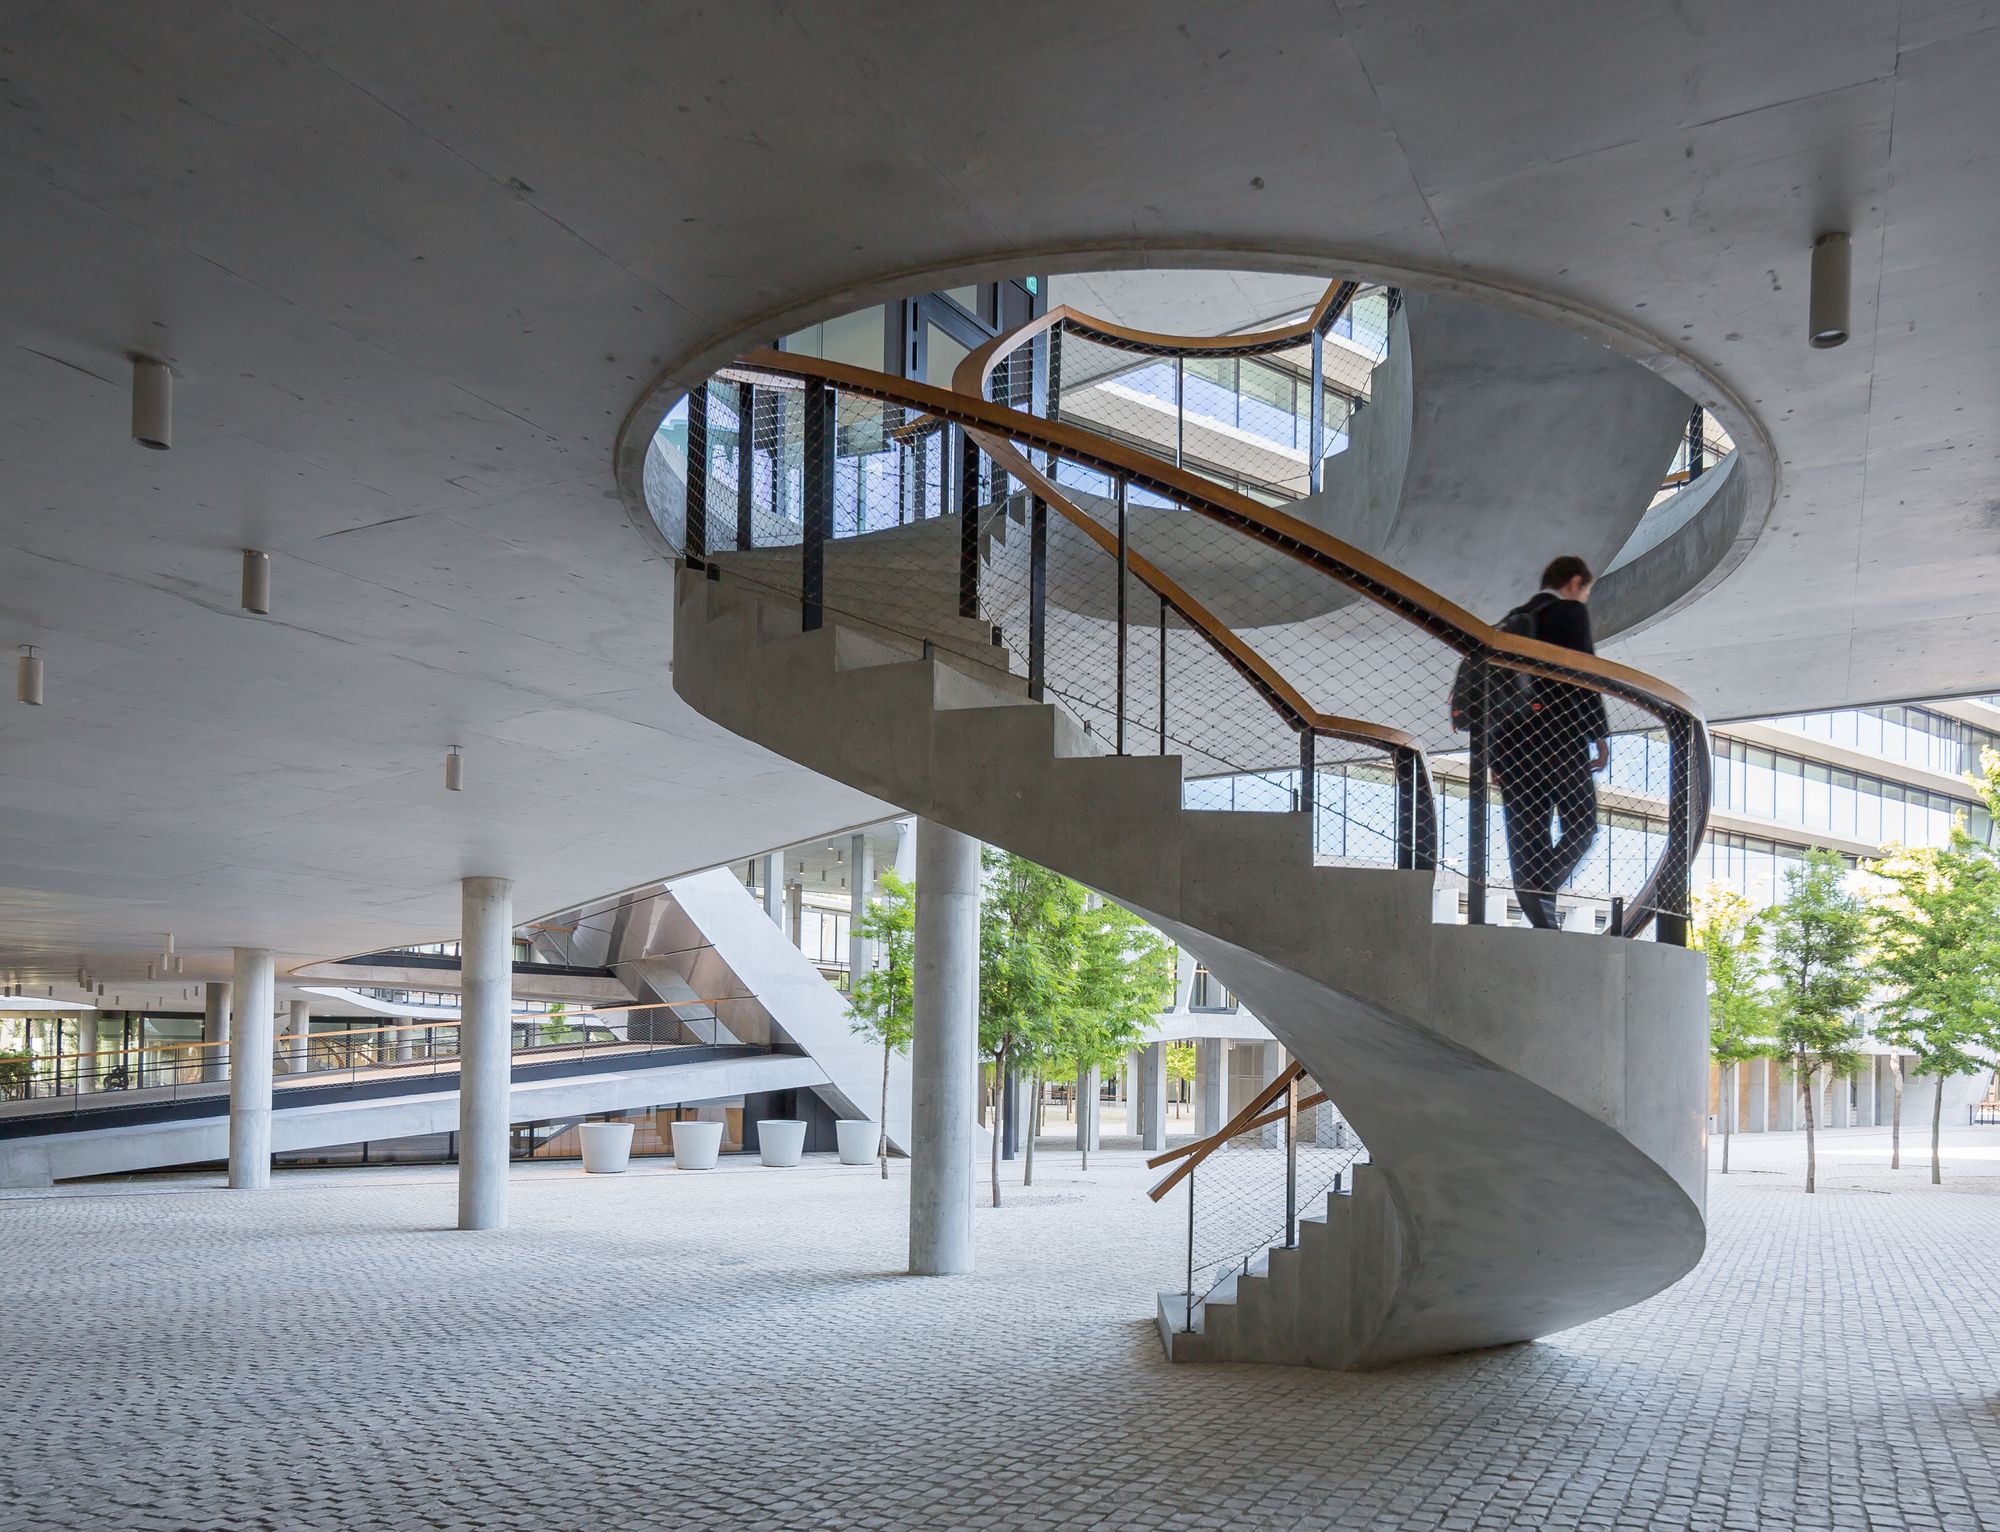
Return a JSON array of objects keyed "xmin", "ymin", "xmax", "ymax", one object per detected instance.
[
  {"xmin": 758, "ymin": 1119, "xmax": 807, "ymax": 1168},
  {"xmin": 578, "ymin": 1121, "xmax": 635, "ymax": 1174},
  {"xmin": 670, "ymin": 1119, "xmax": 723, "ymax": 1170},
  {"xmin": 836, "ymin": 1119, "xmax": 878, "ymax": 1166}
]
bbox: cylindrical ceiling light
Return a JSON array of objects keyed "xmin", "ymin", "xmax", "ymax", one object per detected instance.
[
  {"xmin": 132, "ymin": 356, "xmax": 173, "ymax": 450},
  {"xmin": 445, "ymin": 745, "xmax": 464, "ymax": 792},
  {"xmin": 241, "ymin": 549, "xmax": 271, "ymax": 614},
  {"xmin": 1809, "ymin": 232, "xmax": 1851, "ymax": 349},
  {"xmin": 16, "ymin": 646, "xmax": 43, "ymax": 706}
]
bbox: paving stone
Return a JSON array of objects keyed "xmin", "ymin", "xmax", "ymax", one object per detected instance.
[{"xmin": 1, "ymin": 1128, "xmax": 1997, "ymax": 1529}]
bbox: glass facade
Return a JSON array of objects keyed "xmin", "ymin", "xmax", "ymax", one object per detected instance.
[{"xmin": 1762, "ymin": 703, "xmax": 2000, "ymax": 781}]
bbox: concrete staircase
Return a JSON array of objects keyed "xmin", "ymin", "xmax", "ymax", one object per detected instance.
[{"xmin": 673, "ymin": 565, "xmax": 1710, "ymax": 1370}]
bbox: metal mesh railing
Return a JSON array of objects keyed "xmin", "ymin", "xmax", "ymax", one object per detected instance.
[
  {"xmin": 645, "ymin": 312, "xmax": 1706, "ymax": 939},
  {"xmin": 1148, "ymin": 1063, "xmax": 1369, "ymax": 1330}
]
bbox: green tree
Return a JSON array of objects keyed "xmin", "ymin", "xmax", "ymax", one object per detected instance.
[
  {"xmin": 1049, "ymin": 897, "xmax": 1173, "ymax": 1169},
  {"xmin": 1868, "ymin": 827, "xmax": 2000, "ymax": 1183},
  {"xmin": 1765, "ymin": 849, "xmax": 1869, "ymax": 1193},
  {"xmin": 847, "ymin": 869, "xmax": 916, "ymax": 1180},
  {"xmin": 1692, "ymin": 884, "xmax": 1771, "ymax": 1175},
  {"xmin": 978, "ymin": 851, "xmax": 1080, "ymax": 1207}
]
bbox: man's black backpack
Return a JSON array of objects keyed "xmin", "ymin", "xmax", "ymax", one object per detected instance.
[{"xmin": 1449, "ymin": 592, "xmax": 1553, "ymax": 733}]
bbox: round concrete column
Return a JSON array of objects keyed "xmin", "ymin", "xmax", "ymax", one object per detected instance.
[
  {"xmin": 202, "ymin": 980, "xmax": 231, "ymax": 1084},
  {"xmin": 287, "ymin": 998, "xmax": 312, "ymax": 1074},
  {"xmin": 394, "ymin": 1018, "xmax": 417, "ymax": 1063},
  {"xmin": 74, "ymin": 1010, "xmax": 99, "ymax": 1093},
  {"xmin": 227, "ymin": 948, "xmax": 275, "ymax": 1189},
  {"xmin": 908, "ymin": 820, "xmax": 978, "ymax": 1275},
  {"xmin": 458, "ymin": 876, "xmax": 514, "ymax": 1231}
]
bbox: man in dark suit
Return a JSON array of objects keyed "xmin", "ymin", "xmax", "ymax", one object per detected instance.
[{"xmin": 1491, "ymin": 555, "xmax": 1611, "ymax": 930}]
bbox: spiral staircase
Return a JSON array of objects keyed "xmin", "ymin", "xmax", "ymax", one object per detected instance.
[{"xmin": 650, "ymin": 281, "xmax": 1715, "ymax": 1369}]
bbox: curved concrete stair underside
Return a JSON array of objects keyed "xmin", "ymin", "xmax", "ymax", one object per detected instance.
[{"xmin": 674, "ymin": 570, "xmax": 1708, "ymax": 1369}]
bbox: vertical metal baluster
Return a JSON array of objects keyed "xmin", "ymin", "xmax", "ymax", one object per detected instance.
[
  {"xmin": 958, "ymin": 429, "xmax": 980, "ymax": 621},
  {"xmin": 736, "ymin": 381, "xmax": 754, "ymax": 549},
  {"xmin": 1185, "ymin": 1167, "xmax": 1197, "ymax": 1334},
  {"xmin": 1299, "ymin": 729, "xmax": 1316, "ymax": 819},
  {"xmin": 1467, "ymin": 659, "xmax": 1491, "ymax": 925},
  {"xmin": 1027, "ymin": 496, "xmax": 1048, "ymax": 703},
  {"xmin": 1174, "ymin": 355, "xmax": 1185, "ymax": 468},
  {"xmin": 1285, "ymin": 1071, "xmax": 1299, "ymax": 1249},
  {"xmin": 1158, "ymin": 596, "xmax": 1169, "ymax": 756},
  {"xmin": 1661, "ymin": 715, "xmax": 1693, "ymax": 946},
  {"xmin": 1308, "ymin": 328, "xmax": 1325, "ymax": 496},
  {"xmin": 801, "ymin": 379, "xmax": 831, "ymax": 632},
  {"xmin": 684, "ymin": 383, "xmax": 707, "ymax": 571},
  {"xmin": 1115, "ymin": 480, "xmax": 1128, "ymax": 755}
]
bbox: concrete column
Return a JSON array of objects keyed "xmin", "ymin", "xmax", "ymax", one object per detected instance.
[
  {"xmin": 1828, "ymin": 1067, "xmax": 1850, "ymax": 1128},
  {"xmin": 848, "ymin": 831, "xmax": 875, "ymax": 982},
  {"xmin": 285, "ymin": 998, "xmax": 311, "ymax": 1074},
  {"xmin": 1139, "ymin": 1042, "xmax": 1167, "ymax": 1152},
  {"xmin": 394, "ymin": 1018, "xmax": 417, "ymax": 1063},
  {"xmin": 1075, "ymin": 1065, "xmax": 1100, "ymax": 1151},
  {"xmin": 892, "ymin": 817, "xmax": 917, "ymax": 883},
  {"xmin": 227, "ymin": 948, "xmax": 276, "ymax": 1190},
  {"xmin": 202, "ymin": 980, "xmax": 232, "ymax": 1084},
  {"xmin": 786, "ymin": 880, "xmax": 804, "ymax": 949},
  {"xmin": 1746, "ymin": 1057, "xmax": 1770, "ymax": 1132},
  {"xmin": 1125, "ymin": 1049, "xmax": 1143, "ymax": 1136},
  {"xmin": 908, "ymin": 820, "xmax": 978, "ymax": 1275},
  {"xmin": 458, "ymin": 875, "xmax": 514, "ymax": 1232},
  {"xmin": 760, "ymin": 852, "xmax": 784, "ymax": 928},
  {"xmin": 1194, "ymin": 1038, "xmax": 1225, "ymax": 1137},
  {"xmin": 1255, "ymin": 1040, "xmax": 1285, "ymax": 1148},
  {"xmin": 1775, "ymin": 1063, "xmax": 1798, "ymax": 1130},
  {"xmin": 71, "ymin": 1011, "xmax": 97, "ymax": 1093},
  {"xmin": 1854, "ymin": 1060, "xmax": 1877, "ymax": 1127}
]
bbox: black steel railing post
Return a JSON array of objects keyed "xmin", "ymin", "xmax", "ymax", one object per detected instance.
[
  {"xmin": 1395, "ymin": 749, "xmax": 1416, "ymax": 870},
  {"xmin": 1027, "ymin": 495, "xmax": 1048, "ymax": 702},
  {"xmin": 1467, "ymin": 660, "xmax": 1491, "ymax": 925},
  {"xmin": 958, "ymin": 428, "xmax": 981, "ymax": 620},
  {"xmin": 1299, "ymin": 728, "xmax": 1316, "ymax": 819},
  {"xmin": 1173, "ymin": 355, "xmax": 1186, "ymax": 468},
  {"xmin": 1660, "ymin": 715, "xmax": 1694, "ymax": 946},
  {"xmin": 736, "ymin": 381, "xmax": 754, "ymax": 549},
  {"xmin": 1185, "ymin": 1166, "xmax": 1197, "ymax": 1333},
  {"xmin": 1115, "ymin": 479, "xmax": 1129, "ymax": 755},
  {"xmin": 1308, "ymin": 328, "xmax": 1325, "ymax": 495},
  {"xmin": 1686, "ymin": 405, "xmax": 1705, "ymax": 483},
  {"xmin": 801, "ymin": 379, "xmax": 832, "ymax": 632},
  {"xmin": 684, "ymin": 384, "xmax": 708, "ymax": 571},
  {"xmin": 1285, "ymin": 1073, "xmax": 1299, "ymax": 1249},
  {"xmin": 1158, "ymin": 595, "xmax": 1169, "ymax": 755},
  {"xmin": 1611, "ymin": 895, "xmax": 1626, "ymax": 936}
]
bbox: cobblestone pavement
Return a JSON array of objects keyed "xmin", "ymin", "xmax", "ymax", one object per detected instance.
[{"xmin": 4, "ymin": 1125, "xmax": 1998, "ymax": 1531}]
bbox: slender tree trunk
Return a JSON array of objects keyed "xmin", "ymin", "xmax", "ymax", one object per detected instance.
[
  {"xmin": 1890, "ymin": 1054, "xmax": 1904, "ymax": 1169},
  {"xmin": 1932, "ymin": 1073, "xmax": 1944, "ymax": 1186},
  {"xmin": 989, "ymin": 1051, "xmax": 1003, "ymax": 1209},
  {"xmin": 1721, "ymin": 1061, "xmax": 1732, "ymax": 1174},
  {"xmin": 1078, "ymin": 1072, "xmax": 1089, "ymax": 1173},
  {"xmin": 1023, "ymin": 1073, "xmax": 1039, "ymax": 1187},
  {"xmin": 1802, "ymin": 1060, "xmax": 1818, "ymax": 1194},
  {"xmin": 878, "ymin": 1038, "xmax": 891, "ymax": 1181}
]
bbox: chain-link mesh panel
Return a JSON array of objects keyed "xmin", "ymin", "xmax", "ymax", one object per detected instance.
[
  {"xmin": 656, "ymin": 340, "xmax": 1702, "ymax": 939},
  {"xmin": 1174, "ymin": 1079, "xmax": 1369, "ymax": 1317}
]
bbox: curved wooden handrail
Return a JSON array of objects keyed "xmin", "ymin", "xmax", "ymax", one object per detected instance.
[
  {"xmin": 733, "ymin": 346, "xmax": 1702, "ymax": 723},
  {"xmin": 963, "ymin": 280, "xmax": 1362, "ymax": 381}
]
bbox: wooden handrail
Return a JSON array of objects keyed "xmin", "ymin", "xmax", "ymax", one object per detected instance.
[
  {"xmin": 1146, "ymin": 1086, "xmax": 1331, "ymax": 1172},
  {"xmin": 1146, "ymin": 1059, "xmax": 1307, "ymax": 1203},
  {"xmin": 731, "ymin": 346, "xmax": 1701, "ymax": 724}
]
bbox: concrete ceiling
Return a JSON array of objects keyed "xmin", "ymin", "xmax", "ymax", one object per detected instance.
[
  {"xmin": 1047, "ymin": 271, "xmax": 1333, "ymax": 336},
  {"xmin": 1, "ymin": 1, "xmax": 1995, "ymax": 996}
]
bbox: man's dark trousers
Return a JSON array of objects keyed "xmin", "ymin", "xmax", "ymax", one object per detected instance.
[{"xmin": 1493, "ymin": 724, "xmax": 1597, "ymax": 930}]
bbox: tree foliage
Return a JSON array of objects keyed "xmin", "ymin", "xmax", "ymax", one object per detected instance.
[
  {"xmin": 1692, "ymin": 884, "xmax": 1771, "ymax": 1174},
  {"xmin": 848, "ymin": 869, "xmax": 917, "ymax": 1179},
  {"xmin": 1868, "ymin": 822, "xmax": 2000, "ymax": 1182},
  {"xmin": 1764, "ymin": 849, "xmax": 1868, "ymax": 1192}
]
